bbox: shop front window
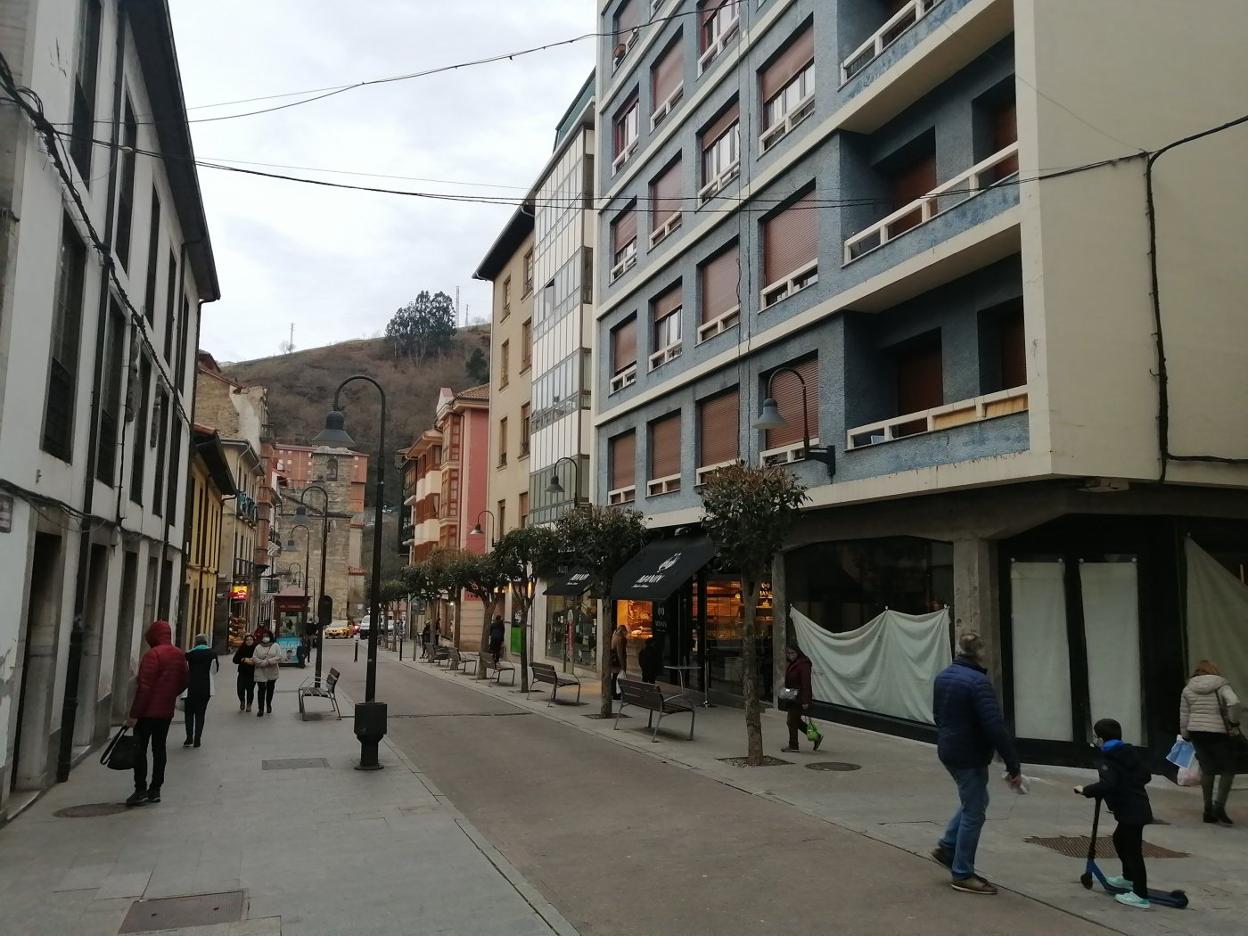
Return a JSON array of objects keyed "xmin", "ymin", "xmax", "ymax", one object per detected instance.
[
  {"xmin": 547, "ymin": 595, "xmax": 598, "ymax": 668},
  {"xmin": 695, "ymin": 577, "xmax": 773, "ymax": 698}
]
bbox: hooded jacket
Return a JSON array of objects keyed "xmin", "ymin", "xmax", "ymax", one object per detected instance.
[
  {"xmin": 784, "ymin": 654, "xmax": 813, "ymax": 708},
  {"xmin": 1180, "ymin": 674, "xmax": 1241, "ymax": 736},
  {"xmin": 185, "ymin": 644, "xmax": 219, "ymax": 697},
  {"xmin": 933, "ymin": 656, "xmax": 1020, "ymax": 775},
  {"xmin": 1080, "ymin": 740, "xmax": 1153, "ymax": 825},
  {"xmin": 130, "ymin": 621, "xmax": 189, "ymax": 720}
]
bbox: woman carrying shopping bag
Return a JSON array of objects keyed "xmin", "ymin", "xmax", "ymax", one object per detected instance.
[
  {"xmin": 780, "ymin": 646, "xmax": 822, "ymax": 753},
  {"xmin": 251, "ymin": 629, "xmax": 282, "ymax": 717},
  {"xmin": 1180, "ymin": 659, "xmax": 1241, "ymax": 826}
]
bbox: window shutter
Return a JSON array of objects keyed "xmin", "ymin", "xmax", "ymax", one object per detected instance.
[
  {"xmin": 702, "ymin": 101, "xmax": 739, "ymax": 151},
  {"xmin": 614, "ymin": 0, "xmax": 638, "ymax": 40},
  {"xmin": 764, "ymin": 355, "xmax": 818, "ymax": 450},
  {"xmin": 896, "ymin": 338, "xmax": 943, "ymax": 414},
  {"xmin": 612, "ymin": 317, "xmax": 637, "ymax": 373},
  {"xmin": 650, "ymin": 159, "xmax": 682, "ymax": 228},
  {"xmin": 994, "ymin": 99, "xmax": 1019, "ymax": 176},
  {"xmin": 649, "ymin": 412, "xmax": 681, "ymax": 480},
  {"xmin": 999, "ymin": 305, "xmax": 1026, "ymax": 389},
  {"xmin": 890, "ymin": 155, "xmax": 937, "ymax": 211},
  {"xmin": 762, "ymin": 191, "xmax": 817, "ymax": 286},
  {"xmin": 612, "ymin": 207, "xmax": 637, "ymax": 255},
  {"xmin": 760, "ymin": 25, "xmax": 814, "ymax": 102},
  {"xmin": 610, "ymin": 431, "xmax": 636, "ymax": 489},
  {"xmin": 698, "ymin": 388, "xmax": 739, "ymax": 467},
  {"xmin": 652, "ymin": 40, "xmax": 683, "ymax": 107},
  {"xmin": 700, "ymin": 242, "xmax": 739, "ymax": 324},
  {"xmin": 652, "ymin": 282, "xmax": 682, "ymax": 322}
]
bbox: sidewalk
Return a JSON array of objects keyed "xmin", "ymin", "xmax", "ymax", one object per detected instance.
[
  {"xmin": 0, "ymin": 677, "xmax": 574, "ymax": 936},
  {"xmin": 393, "ymin": 647, "xmax": 1247, "ymax": 936}
]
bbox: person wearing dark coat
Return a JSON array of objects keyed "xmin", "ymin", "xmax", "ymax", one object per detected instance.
[
  {"xmin": 638, "ymin": 638, "xmax": 662, "ymax": 684},
  {"xmin": 233, "ymin": 634, "xmax": 257, "ymax": 711},
  {"xmin": 488, "ymin": 616, "xmax": 506, "ymax": 664},
  {"xmin": 1075, "ymin": 718, "xmax": 1154, "ymax": 909},
  {"xmin": 931, "ymin": 632, "xmax": 1021, "ymax": 895},
  {"xmin": 183, "ymin": 635, "xmax": 219, "ymax": 748},
  {"xmin": 126, "ymin": 620, "xmax": 188, "ymax": 807},
  {"xmin": 782, "ymin": 647, "xmax": 817, "ymax": 752}
]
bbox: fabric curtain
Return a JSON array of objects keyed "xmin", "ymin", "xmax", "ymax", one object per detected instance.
[
  {"xmin": 1186, "ymin": 537, "xmax": 1248, "ymax": 702},
  {"xmin": 1080, "ymin": 560, "xmax": 1143, "ymax": 745},
  {"xmin": 790, "ymin": 606, "xmax": 951, "ymax": 725},
  {"xmin": 1009, "ymin": 561, "xmax": 1073, "ymax": 741}
]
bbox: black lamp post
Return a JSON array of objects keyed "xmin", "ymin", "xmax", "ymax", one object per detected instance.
[
  {"xmin": 468, "ymin": 509, "xmax": 496, "ymax": 548},
  {"xmin": 546, "ymin": 455, "xmax": 583, "ymax": 503},
  {"xmin": 313, "ymin": 376, "xmax": 387, "ymax": 771},
  {"xmin": 293, "ymin": 484, "xmax": 331, "ymax": 687},
  {"xmin": 752, "ymin": 366, "xmax": 836, "ymax": 479}
]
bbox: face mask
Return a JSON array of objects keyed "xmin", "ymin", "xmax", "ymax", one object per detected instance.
[{"xmin": 262, "ymin": 638, "xmax": 272, "ymax": 645}]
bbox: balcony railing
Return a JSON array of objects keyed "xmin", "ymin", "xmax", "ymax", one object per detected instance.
[
  {"xmin": 844, "ymin": 142, "xmax": 1020, "ymax": 263},
  {"xmin": 846, "ymin": 386, "xmax": 1028, "ymax": 450},
  {"xmin": 649, "ymin": 340, "xmax": 683, "ymax": 371},
  {"xmin": 697, "ymin": 304, "xmax": 740, "ymax": 344},
  {"xmin": 646, "ymin": 473, "xmax": 681, "ymax": 497},
  {"xmin": 650, "ymin": 82, "xmax": 684, "ymax": 131},
  {"xmin": 698, "ymin": 161, "xmax": 740, "ymax": 205},
  {"xmin": 612, "ymin": 138, "xmax": 639, "ymax": 176},
  {"xmin": 760, "ymin": 438, "xmax": 819, "ymax": 468},
  {"xmin": 695, "ymin": 460, "xmax": 735, "ymax": 487},
  {"xmin": 698, "ymin": 14, "xmax": 740, "ymax": 75},
  {"xmin": 610, "ymin": 242, "xmax": 638, "ymax": 282},
  {"xmin": 760, "ymin": 259, "xmax": 818, "ymax": 309},
  {"xmin": 608, "ymin": 484, "xmax": 637, "ymax": 506},
  {"xmin": 649, "ymin": 210, "xmax": 683, "ymax": 249},
  {"xmin": 841, "ymin": 0, "xmax": 943, "ymax": 85},
  {"xmin": 610, "ymin": 363, "xmax": 638, "ymax": 394},
  {"xmin": 759, "ymin": 95, "xmax": 815, "ymax": 154}
]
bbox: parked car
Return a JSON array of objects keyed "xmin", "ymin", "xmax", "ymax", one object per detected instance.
[
  {"xmin": 324, "ymin": 624, "xmax": 352, "ymax": 639},
  {"xmin": 357, "ymin": 616, "xmax": 371, "ymax": 638}
]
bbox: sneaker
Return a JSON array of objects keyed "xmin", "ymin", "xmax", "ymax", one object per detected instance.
[
  {"xmin": 1114, "ymin": 892, "xmax": 1150, "ymax": 909},
  {"xmin": 781, "ymin": 746, "xmax": 799, "ymax": 753},
  {"xmin": 239, "ymin": 702, "xmax": 245, "ymax": 711},
  {"xmin": 1203, "ymin": 808, "xmax": 1217, "ymax": 824},
  {"xmin": 193, "ymin": 740, "xmax": 201, "ymax": 748},
  {"xmin": 125, "ymin": 790, "xmax": 149, "ymax": 808},
  {"xmin": 257, "ymin": 710, "xmax": 264, "ymax": 718},
  {"xmin": 246, "ymin": 705, "xmax": 252, "ymax": 712},
  {"xmin": 931, "ymin": 847, "xmax": 954, "ymax": 869},
  {"xmin": 146, "ymin": 790, "xmax": 161, "ymax": 804},
  {"xmin": 951, "ymin": 876, "xmax": 997, "ymax": 895},
  {"xmin": 183, "ymin": 739, "xmax": 193, "ymax": 748},
  {"xmin": 1104, "ymin": 875, "xmax": 1133, "ymax": 889}
]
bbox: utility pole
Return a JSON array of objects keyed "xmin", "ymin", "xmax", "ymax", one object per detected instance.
[
  {"xmin": 288, "ymin": 322, "xmax": 294, "ymax": 353},
  {"xmin": 455, "ymin": 286, "xmax": 461, "ymax": 327}
]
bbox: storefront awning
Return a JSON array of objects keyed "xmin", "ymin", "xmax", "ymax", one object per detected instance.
[
  {"xmin": 544, "ymin": 569, "xmax": 593, "ymax": 597},
  {"xmin": 611, "ymin": 537, "xmax": 717, "ymax": 602}
]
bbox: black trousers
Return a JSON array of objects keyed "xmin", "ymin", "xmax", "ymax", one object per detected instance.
[
  {"xmin": 1113, "ymin": 822, "xmax": 1148, "ymax": 899},
  {"xmin": 133, "ymin": 717, "xmax": 171, "ymax": 794},
  {"xmin": 237, "ymin": 675, "xmax": 254, "ymax": 707},
  {"xmin": 257, "ymin": 681, "xmax": 276, "ymax": 711},
  {"xmin": 787, "ymin": 707, "xmax": 804, "ymax": 747},
  {"xmin": 184, "ymin": 693, "xmax": 209, "ymax": 743}
]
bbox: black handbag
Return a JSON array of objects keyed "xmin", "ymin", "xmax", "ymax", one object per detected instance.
[
  {"xmin": 100, "ymin": 727, "xmax": 136, "ymax": 771},
  {"xmin": 777, "ymin": 687, "xmax": 800, "ymax": 711}
]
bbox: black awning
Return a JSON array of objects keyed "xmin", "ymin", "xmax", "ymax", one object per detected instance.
[
  {"xmin": 611, "ymin": 537, "xmax": 717, "ymax": 602},
  {"xmin": 544, "ymin": 569, "xmax": 593, "ymax": 597}
]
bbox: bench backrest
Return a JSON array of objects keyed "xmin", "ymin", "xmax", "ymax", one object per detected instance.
[
  {"xmin": 326, "ymin": 668, "xmax": 340, "ymax": 691},
  {"xmin": 619, "ymin": 678, "xmax": 663, "ymax": 709},
  {"xmin": 531, "ymin": 662, "xmax": 557, "ymax": 681}
]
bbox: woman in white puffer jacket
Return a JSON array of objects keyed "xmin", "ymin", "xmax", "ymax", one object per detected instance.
[{"xmin": 1180, "ymin": 659, "xmax": 1241, "ymax": 826}]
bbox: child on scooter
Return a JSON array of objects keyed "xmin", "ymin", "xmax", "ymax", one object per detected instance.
[{"xmin": 1074, "ymin": 718, "xmax": 1154, "ymax": 909}]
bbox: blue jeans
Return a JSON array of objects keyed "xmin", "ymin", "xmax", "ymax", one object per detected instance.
[{"xmin": 938, "ymin": 765, "xmax": 989, "ymax": 880}]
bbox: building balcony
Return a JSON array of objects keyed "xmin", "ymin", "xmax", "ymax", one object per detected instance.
[
  {"xmin": 401, "ymin": 523, "xmax": 415, "ymax": 545},
  {"xmin": 847, "ymin": 385, "xmax": 1028, "ymax": 450},
  {"xmin": 842, "ymin": 0, "xmax": 944, "ymax": 85},
  {"xmin": 607, "ymin": 484, "xmax": 637, "ymax": 506}
]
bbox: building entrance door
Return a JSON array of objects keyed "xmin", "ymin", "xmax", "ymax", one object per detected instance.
[{"xmin": 11, "ymin": 533, "xmax": 64, "ymax": 792}]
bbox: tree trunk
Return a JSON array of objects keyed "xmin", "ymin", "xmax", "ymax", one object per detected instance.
[
  {"xmin": 599, "ymin": 594, "xmax": 614, "ymax": 718},
  {"xmin": 477, "ymin": 594, "xmax": 498, "ymax": 679},
  {"xmin": 519, "ymin": 596, "xmax": 530, "ymax": 692},
  {"xmin": 742, "ymin": 576, "xmax": 763, "ymax": 766},
  {"xmin": 453, "ymin": 592, "xmax": 462, "ymax": 650}
]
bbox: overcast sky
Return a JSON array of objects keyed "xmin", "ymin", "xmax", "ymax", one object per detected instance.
[{"xmin": 169, "ymin": 1, "xmax": 593, "ymax": 363}]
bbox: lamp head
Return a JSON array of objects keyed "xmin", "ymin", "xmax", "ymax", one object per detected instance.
[
  {"xmin": 752, "ymin": 398, "xmax": 787, "ymax": 431},
  {"xmin": 312, "ymin": 409, "xmax": 355, "ymax": 446},
  {"xmin": 469, "ymin": 522, "xmax": 484, "ymax": 537},
  {"xmin": 294, "ymin": 504, "xmax": 308, "ymax": 522},
  {"xmin": 547, "ymin": 473, "xmax": 565, "ymax": 495}
]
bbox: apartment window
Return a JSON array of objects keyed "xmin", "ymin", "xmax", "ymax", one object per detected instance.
[
  {"xmin": 698, "ymin": 387, "xmax": 739, "ymax": 471},
  {"xmin": 649, "ymin": 157, "xmax": 682, "ymax": 247},
  {"xmin": 96, "ymin": 301, "xmax": 127, "ymax": 485},
  {"xmin": 698, "ymin": 240, "xmax": 740, "ymax": 341},
  {"xmin": 166, "ymin": 421, "xmax": 182, "ymax": 523},
  {"xmin": 998, "ymin": 303, "xmax": 1026, "ymax": 389},
  {"xmin": 520, "ymin": 403, "xmax": 531, "ymax": 457},
  {"xmin": 163, "ymin": 249, "xmax": 177, "ymax": 361},
  {"xmin": 610, "ymin": 316, "xmax": 638, "ymax": 392},
  {"xmin": 612, "ymin": 0, "xmax": 640, "ymax": 66},
  {"xmin": 699, "ymin": 103, "xmax": 740, "ymax": 201},
  {"xmin": 761, "ymin": 190, "xmax": 818, "ymax": 305},
  {"xmin": 760, "ymin": 25, "xmax": 815, "ymax": 151},
  {"xmin": 152, "ymin": 390, "xmax": 169, "ymax": 515},
  {"xmin": 115, "ymin": 99, "xmax": 137, "ymax": 271},
  {"xmin": 650, "ymin": 282, "xmax": 683, "ymax": 370},
  {"xmin": 887, "ymin": 145, "xmax": 937, "ymax": 237},
  {"xmin": 613, "ymin": 93, "xmax": 640, "ymax": 172},
  {"xmin": 143, "ymin": 191, "xmax": 161, "ymax": 323},
  {"xmin": 519, "ymin": 491, "xmax": 529, "ymax": 528},
  {"xmin": 651, "ymin": 36, "xmax": 684, "ymax": 128},
  {"xmin": 129, "ymin": 357, "xmax": 150, "ymax": 504},
  {"xmin": 521, "ymin": 318, "xmax": 532, "ymax": 371},
  {"xmin": 987, "ymin": 95, "xmax": 1019, "ymax": 182},
  {"xmin": 42, "ymin": 215, "xmax": 88, "ymax": 461},
  {"xmin": 896, "ymin": 333, "xmax": 944, "ymax": 430},
  {"xmin": 523, "ymin": 250, "xmax": 534, "ymax": 295},
  {"xmin": 608, "ymin": 430, "xmax": 637, "ymax": 501},
  {"xmin": 498, "ymin": 499, "xmax": 507, "ymax": 535},
  {"xmin": 502, "ymin": 276, "xmax": 512, "ymax": 318},
  {"xmin": 648, "ymin": 412, "xmax": 682, "ymax": 494},
  {"xmin": 498, "ymin": 417, "xmax": 508, "ymax": 466},
  {"xmin": 698, "ymin": 0, "xmax": 740, "ymax": 72},
  {"xmin": 610, "ymin": 205, "xmax": 638, "ymax": 280},
  {"xmin": 499, "ymin": 340, "xmax": 510, "ymax": 388},
  {"xmin": 69, "ymin": 0, "xmax": 102, "ymax": 179},
  {"xmin": 326, "ymin": 457, "xmax": 338, "ymax": 481},
  {"xmin": 763, "ymin": 355, "xmax": 818, "ymax": 451},
  {"xmin": 175, "ymin": 294, "xmax": 190, "ymax": 392}
]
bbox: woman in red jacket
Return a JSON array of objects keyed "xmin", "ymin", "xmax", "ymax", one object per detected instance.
[
  {"xmin": 125, "ymin": 620, "xmax": 188, "ymax": 806},
  {"xmin": 782, "ymin": 646, "xmax": 820, "ymax": 753}
]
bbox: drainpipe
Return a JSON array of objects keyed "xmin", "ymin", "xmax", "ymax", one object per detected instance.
[{"xmin": 57, "ymin": 5, "xmax": 127, "ymax": 783}]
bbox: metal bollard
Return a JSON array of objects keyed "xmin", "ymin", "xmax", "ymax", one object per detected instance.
[{"xmin": 354, "ymin": 638, "xmax": 359, "ymax": 662}]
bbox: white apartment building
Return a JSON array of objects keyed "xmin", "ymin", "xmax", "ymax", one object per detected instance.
[{"xmin": 0, "ymin": 0, "xmax": 217, "ymax": 816}]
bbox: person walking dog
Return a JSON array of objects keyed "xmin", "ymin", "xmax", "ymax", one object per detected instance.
[
  {"xmin": 931, "ymin": 632, "xmax": 1021, "ymax": 895},
  {"xmin": 1180, "ymin": 659, "xmax": 1241, "ymax": 825},
  {"xmin": 252, "ymin": 630, "xmax": 282, "ymax": 717},
  {"xmin": 183, "ymin": 635, "xmax": 218, "ymax": 748},
  {"xmin": 126, "ymin": 620, "xmax": 188, "ymax": 806}
]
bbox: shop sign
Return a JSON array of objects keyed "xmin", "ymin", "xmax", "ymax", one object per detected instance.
[{"xmin": 230, "ymin": 584, "xmax": 250, "ymax": 601}]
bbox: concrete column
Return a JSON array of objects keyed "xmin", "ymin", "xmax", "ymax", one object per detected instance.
[
  {"xmin": 953, "ymin": 538, "xmax": 1003, "ymax": 691},
  {"xmin": 770, "ymin": 551, "xmax": 788, "ymax": 705}
]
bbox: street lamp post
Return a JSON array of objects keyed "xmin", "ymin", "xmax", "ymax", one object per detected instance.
[
  {"xmin": 285, "ymin": 524, "xmax": 312, "ymax": 646},
  {"xmin": 546, "ymin": 455, "xmax": 583, "ymax": 504},
  {"xmin": 752, "ymin": 366, "xmax": 836, "ymax": 479},
  {"xmin": 313, "ymin": 375, "xmax": 388, "ymax": 771},
  {"xmin": 293, "ymin": 483, "xmax": 332, "ymax": 687},
  {"xmin": 468, "ymin": 509, "xmax": 496, "ymax": 548}
]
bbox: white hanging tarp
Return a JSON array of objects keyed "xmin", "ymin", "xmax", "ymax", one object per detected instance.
[
  {"xmin": 790, "ymin": 606, "xmax": 951, "ymax": 725},
  {"xmin": 1010, "ymin": 561, "xmax": 1074, "ymax": 741},
  {"xmin": 1080, "ymin": 561, "xmax": 1144, "ymax": 745},
  {"xmin": 1186, "ymin": 537, "xmax": 1248, "ymax": 700}
]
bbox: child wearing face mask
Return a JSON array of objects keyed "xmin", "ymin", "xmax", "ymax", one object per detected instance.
[{"xmin": 251, "ymin": 629, "xmax": 282, "ymax": 717}]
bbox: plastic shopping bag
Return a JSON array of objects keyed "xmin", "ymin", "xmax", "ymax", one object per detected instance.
[
  {"xmin": 804, "ymin": 718, "xmax": 823, "ymax": 744},
  {"xmin": 1176, "ymin": 761, "xmax": 1202, "ymax": 787},
  {"xmin": 1166, "ymin": 735, "xmax": 1196, "ymax": 770}
]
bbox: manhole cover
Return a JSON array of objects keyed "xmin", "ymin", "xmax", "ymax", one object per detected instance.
[
  {"xmin": 718, "ymin": 755, "xmax": 793, "ymax": 767},
  {"xmin": 261, "ymin": 757, "xmax": 330, "ymax": 770},
  {"xmin": 1024, "ymin": 835, "xmax": 1188, "ymax": 859},
  {"xmin": 54, "ymin": 802, "xmax": 129, "ymax": 818},
  {"xmin": 119, "ymin": 891, "xmax": 245, "ymax": 933},
  {"xmin": 807, "ymin": 761, "xmax": 862, "ymax": 772}
]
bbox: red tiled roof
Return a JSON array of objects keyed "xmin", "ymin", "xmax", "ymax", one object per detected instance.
[{"xmin": 455, "ymin": 383, "xmax": 490, "ymax": 402}]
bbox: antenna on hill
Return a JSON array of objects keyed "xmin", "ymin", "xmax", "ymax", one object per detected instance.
[
  {"xmin": 455, "ymin": 286, "xmax": 461, "ymax": 327},
  {"xmin": 278, "ymin": 322, "xmax": 296, "ymax": 355}
]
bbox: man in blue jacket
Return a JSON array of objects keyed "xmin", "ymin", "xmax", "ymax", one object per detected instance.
[{"xmin": 931, "ymin": 632, "xmax": 1021, "ymax": 895}]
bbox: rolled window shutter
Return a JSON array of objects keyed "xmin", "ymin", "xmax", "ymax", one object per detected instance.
[
  {"xmin": 700, "ymin": 242, "xmax": 739, "ymax": 324},
  {"xmin": 652, "ymin": 39, "xmax": 683, "ymax": 106},
  {"xmin": 764, "ymin": 355, "xmax": 818, "ymax": 450},
  {"xmin": 896, "ymin": 338, "xmax": 943, "ymax": 414},
  {"xmin": 612, "ymin": 207, "xmax": 637, "ymax": 255},
  {"xmin": 615, "ymin": 0, "xmax": 638, "ymax": 39},
  {"xmin": 702, "ymin": 101, "xmax": 739, "ymax": 151},
  {"xmin": 650, "ymin": 159, "xmax": 682, "ymax": 227},
  {"xmin": 652, "ymin": 282, "xmax": 682, "ymax": 322},
  {"xmin": 760, "ymin": 25, "xmax": 814, "ymax": 102},
  {"xmin": 698, "ymin": 388, "xmax": 739, "ymax": 466},
  {"xmin": 762, "ymin": 191, "xmax": 817, "ymax": 286},
  {"xmin": 649, "ymin": 412, "xmax": 681, "ymax": 479},
  {"xmin": 612, "ymin": 318, "xmax": 637, "ymax": 372},
  {"xmin": 610, "ymin": 431, "xmax": 636, "ymax": 489}
]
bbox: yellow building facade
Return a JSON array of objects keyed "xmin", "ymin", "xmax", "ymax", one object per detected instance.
[{"xmin": 184, "ymin": 427, "xmax": 236, "ymax": 650}]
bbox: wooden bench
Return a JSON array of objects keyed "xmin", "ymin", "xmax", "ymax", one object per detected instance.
[
  {"xmin": 530, "ymin": 661, "xmax": 581, "ymax": 705},
  {"xmin": 458, "ymin": 652, "xmax": 482, "ymax": 676},
  {"xmin": 428, "ymin": 644, "xmax": 451, "ymax": 666},
  {"xmin": 479, "ymin": 654, "xmax": 516, "ymax": 686},
  {"xmin": 614, "ymin": 678, "xmax": 695, "ymax": 741},
  {"xmin": 297, "ymin": 667, "xmax": 342, "ymax": 720},
  {"xmin": 447, "ymin": 648, "xmax": 466, "ymax": 671}
]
